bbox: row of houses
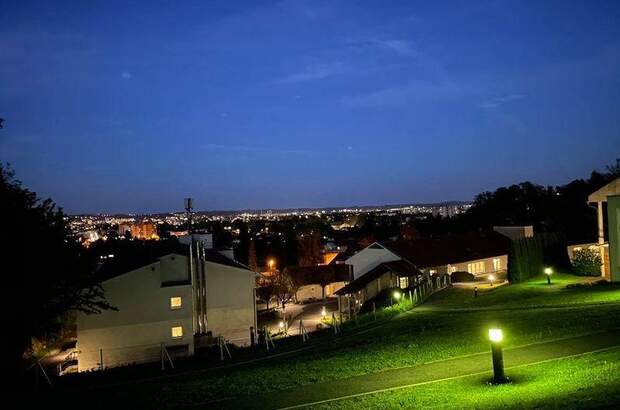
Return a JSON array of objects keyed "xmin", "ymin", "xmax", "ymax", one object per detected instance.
[{"xmin": 72, "ymin": 178, "xmax": 620, "ymax": 373}]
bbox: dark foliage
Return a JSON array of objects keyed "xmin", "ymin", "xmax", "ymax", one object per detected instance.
[
  {"xmin": 450, "ymin": 271, "xmax": 476, "ymax": 283},
  {"xmin": 0, "ymin": 165, "xmax": 112, "ymax": 381},
  {"xmin": 571, "ymin": 249, "xmax": 602, "ymax": 276},
  {"xmin": 507, "ymin": 232, "xmax": 571, "ymax": 283}
]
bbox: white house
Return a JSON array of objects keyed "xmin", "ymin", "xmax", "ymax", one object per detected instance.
[{"xmin": 76, "ymin": 241, "xmax": 256, "ymax": 371}]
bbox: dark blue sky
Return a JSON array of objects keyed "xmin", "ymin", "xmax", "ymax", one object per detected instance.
[{"xmin": 1, "ymin": 1, "xmax": 619, "ymax": 214}]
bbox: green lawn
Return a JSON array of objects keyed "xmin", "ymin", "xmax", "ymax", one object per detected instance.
[
  {"xmin": 310, "ymin": 347, "xmax": 620, "ymax": 409},
  {"xmin": 424, "ymin": 273, "xmax": 620, "ymax": 309},
  {"xmin": 63, "ymin": 273, "xmax": 620, "ymax": 408}
]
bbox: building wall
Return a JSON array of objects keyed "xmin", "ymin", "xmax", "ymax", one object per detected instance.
[
  {"xmin": 76, "ymin": 255, "xmax": 256, "ymax": 371},
  {"xmin": 608, "ymin": 195, "xmax": 620, "ymax": 282},
  {"xmin": 76, "ymin": 258, "xmax": 194, "ymax": 371},
  {"xmin": 428, "ymin": 254, "xmax": 508, "ymax": 278},
  {"xmin": 204, "ymin": 261, "xmax": 256, "ymax": 344},
  {"xmin": 345, "ymin": 245, "xmax": 400, "ymax": 279},
  {"xmin": 295, "ymin": 281, "xmax": 348, "ymax": 302}
]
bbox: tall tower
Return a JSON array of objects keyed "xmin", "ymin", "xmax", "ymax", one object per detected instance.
[{"xmin": 184, "ymin": 197, "xmax": 193, "ymax": 235}]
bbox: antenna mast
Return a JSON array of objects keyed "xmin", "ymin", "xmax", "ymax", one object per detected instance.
[{"xmin": 184, "ymin": 197, "xmax": 194, "ymax": 235}]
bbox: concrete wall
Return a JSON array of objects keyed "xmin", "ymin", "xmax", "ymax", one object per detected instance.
[{"xmin": 345, "ymin": 244, "xmax": 400, "ymax": 279}]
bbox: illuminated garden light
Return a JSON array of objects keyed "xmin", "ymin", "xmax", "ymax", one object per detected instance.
[
  {"xmin": 392, "ymin": 290, "xmax": 402, "ymax": 305},
  {"xmin": 321, "ymin": 306, "xmax": 326, "ymax": 318},
  {"xmin": 488, "ymin": 328, "xmax": 507, "ymax": 384},
  {"xmin": 488, "ymin": 274, "xmax": 495, "ymax": 286},
  {"xmin": 544, "ymin": 267, "xmax": 553, "ymax": 285}
]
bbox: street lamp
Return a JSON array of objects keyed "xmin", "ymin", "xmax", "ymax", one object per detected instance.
[
  {"xmin": 268, "ymin": 258, "xmax": 276, "ymax": 271},
  {"xmin": 544, "ymin": 267, "xmax": 553, "ymax": 285},
  {"xmin": 488, "ymin": 328, "xmax": 507, "ymax": 384}
]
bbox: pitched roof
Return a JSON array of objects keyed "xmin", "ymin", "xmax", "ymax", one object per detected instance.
[
  {"xmin": 285, "ymin": 264, "xmax": 351, "ymax": 287},
  {"xmin": 385, "ymin": 230, "xmax": 510, "ymax": 268},
  {"xmin": 335, "ymin": 259, "xmax": 423, "ymax": 295},
  {"xmin": 588, "ymin": 176, "xmax": 620, "ymax": 203},
  {"xmin": 94, "ymin": 240, "xmax": 250, "ymax": 280}
]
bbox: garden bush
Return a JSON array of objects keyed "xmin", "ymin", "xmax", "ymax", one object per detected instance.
[{"xmin": 571, "ymin": 248, "xmax": 602, "ymax": 276}]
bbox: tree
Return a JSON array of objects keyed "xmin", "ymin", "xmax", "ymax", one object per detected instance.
[
  {"xmin": 0, "ymin": 165, "xmax": 112, "ymax": 383},
  {"xmin": 248, "ymin": 240, "xmax": 258, "ymax": 272},
  {"xmin": 271, "ymin": 269, "xmax": 297, "ymax": 311},
  {"xmin": 255, "ymin": 284, "xmax": 275, "ymax": 311}
]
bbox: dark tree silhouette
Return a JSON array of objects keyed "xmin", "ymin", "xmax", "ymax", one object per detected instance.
[{"xmin": 0, "ymin": 164, "xmax": 112, "ymax": 384}]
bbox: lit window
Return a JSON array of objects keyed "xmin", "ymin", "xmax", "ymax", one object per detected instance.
[
  {"xmin": 493, "ymin": 258, "xmax": 501, "ymax": 271},
  {"xmin": 467, "ymin": 261, "xmax": 485, "ymax": 274},
  {"xmin": 171, "ymin": 326, "xmax": 183, "ymax": 339},
  {"xmin": 170, "ymin": 297, "xmax": 182, "ymax": 309},
  {"xmin": 399, "ymin": 276, "xmax": 409, "ymax": 289},
  {"xmin": 448, "ymin": 265, "xmax": 457, "ymax": 274}
]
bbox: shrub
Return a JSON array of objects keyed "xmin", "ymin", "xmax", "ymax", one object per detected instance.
[
  {"xmin": 508, "ymin": 232, "xmax": 571, "ymax": 283},
  {"xmin": 571, "ymin": 248, "xmax": 602, "ymax": 276},
  {"xmin": 450, "ymin": 271, "xmax": 475, "ymax": 283}
]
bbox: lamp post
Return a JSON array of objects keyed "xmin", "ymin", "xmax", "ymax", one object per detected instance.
[
  {"xmin": 489, "ymin": 328, "xmax": 506, "ymax": 383},
  {"xmin": 268, "ymin": 258, "xmax": 276, "ymax": 272},
  {"xmin": 544, "ymin": 267, "xmax": 553, "ymax": 285}
]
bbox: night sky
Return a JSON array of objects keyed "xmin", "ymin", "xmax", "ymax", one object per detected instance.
[{"xmin": 1, "ymin": 1, "xmax": 619, "ymax": 214}]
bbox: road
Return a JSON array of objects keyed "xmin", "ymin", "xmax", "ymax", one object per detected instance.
[{"xmin": 202, "ymin": 329, "xmax": 620, "ymax": 410}]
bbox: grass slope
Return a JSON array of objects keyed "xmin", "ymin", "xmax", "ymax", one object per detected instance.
[{"xmin": 69, "ymin": 274, "xmax": 620, "ymax": 408}]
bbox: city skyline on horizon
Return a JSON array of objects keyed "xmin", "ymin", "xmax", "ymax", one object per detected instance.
[{"xmin": 2, "ymin": 1, "xmax": 619, "ymax": 214}]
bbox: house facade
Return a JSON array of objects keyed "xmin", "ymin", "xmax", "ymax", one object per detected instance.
[
  {"xmin": 588, "ymin": 177, "xmax": 620, "ymax": 281},
  {"xmin": 335, "ymin": 230, "xmax": 515, "ymax": 313},
  {"xmin": 76, "ymin": 243, "xmax": 256, "ymax": 371}
]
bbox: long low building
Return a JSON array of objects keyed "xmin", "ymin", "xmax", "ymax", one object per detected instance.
[
  {"xmin": 76, "ymin": 240, "xmax": 256, "ymax": 371},
  {"xmin": 284, "ymin": 264, "xmax": 351, "ymax": 302},
  {"xmin": 336, "ymin": 230, "xmax": 517, "ymax": 313}
]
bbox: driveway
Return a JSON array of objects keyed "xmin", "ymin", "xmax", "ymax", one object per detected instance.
[{"xmin": 259, "ymin": 299, "xmax": 339, "ymax": 335}]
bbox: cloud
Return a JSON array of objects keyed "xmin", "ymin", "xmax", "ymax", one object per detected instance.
[
  {"xmin": 201, "ymin": 143, "xmax": 316, "ymax": 156},
  {"xmin": 479, "ymin": 94, "xmax": 525, "ymax": 109},
  {"xmin": 276, "ymin": 62, "xmax": 345, "ymax": 83},
  {"xmin": 343, "ymin": 80, "xmax": 470, "ymax": 108},
  {"xmin": 347, "ymin": 37, "xmax": 417, "ymax": 57},
  {"xmin": 121, "ymin": 71, "xmax": 132, "ymax": 80}
]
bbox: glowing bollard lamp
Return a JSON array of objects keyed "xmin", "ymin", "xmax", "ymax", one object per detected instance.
[
  {"xmin": 544, "ymin": 267, "xmax": 553, "ymax": 285},
  {"xmin": 489, "ymin": 328, "xmax": 507, "ymax": 384},
  {"xmin": 392, "ymin": 290, "xmax": 402, "ymax": 305}
]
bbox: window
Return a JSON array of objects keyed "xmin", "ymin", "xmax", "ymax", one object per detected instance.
[
  {"xmin": 171, "ymin": 326, "xmax": 183, "ymax": 339},
  {"xmin": 492, "ymin": 258, "xmax": 501, "ymax": 271},
  {"xmin": 399, "ymin": 276, "xmax": 409, "ymax": 289},
  {"xmin": 170, "ymin": 297, "xmax": 182, "ymax": 310},
  {"xmin": 448, "ymin": 265, "xmax": 457, "ymax": 274},
  {"xmin": 467, "ymin": 261, "xmax": 485, "ymax": 274},
  {"xmin": 429, "ymin": 269, "xmax": 437, "ymax": 275}
]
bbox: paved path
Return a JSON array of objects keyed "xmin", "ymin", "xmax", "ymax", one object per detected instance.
[{"xmin": 202, "ymin": 329, "xmax": 620, "ymax": 410}]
